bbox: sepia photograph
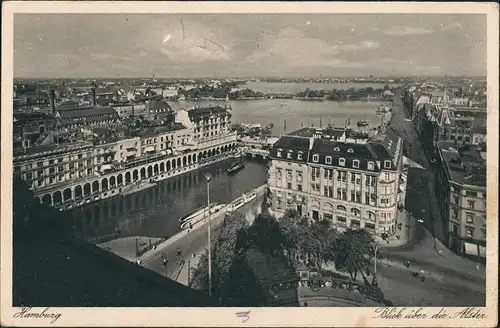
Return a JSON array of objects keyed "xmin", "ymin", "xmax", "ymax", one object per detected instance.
[{"xmin": 1, "ymin": 2, "xmax": 498, "ymax": 327}]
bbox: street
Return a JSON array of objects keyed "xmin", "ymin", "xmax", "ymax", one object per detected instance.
[
  {"xmin": 374, "ymin": 90, "xmax": 486, "ymax": 306},
  {"xmin": 142, "ymin": 195, "xmax": 264, "ymax": 284}
]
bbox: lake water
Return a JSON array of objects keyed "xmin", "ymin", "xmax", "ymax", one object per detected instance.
[
  {"xmin": 242, "ymin": 82, "xmax": 403, "ymax": 94},
  {"xmin": 170, "ymin": 99, "xmax": 389, "ymax": 136}
]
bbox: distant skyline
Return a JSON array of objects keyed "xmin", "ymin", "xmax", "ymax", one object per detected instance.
[{"xmin": 14, "ymin": 14, "xmax": 487, "ymax": 78}]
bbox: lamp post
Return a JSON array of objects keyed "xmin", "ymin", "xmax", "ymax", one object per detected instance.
[
  {"xmin": 205, "ymin": 172, "xmax": 212, "ymax": 296},
  {"xmin": 372, "ymin": 245, "xmax": 379, "ymax": 286}
]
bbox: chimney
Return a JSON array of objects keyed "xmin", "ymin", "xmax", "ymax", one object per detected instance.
[
  {"xmin": 91, "ymin": 86, "xmax": 97, "ymax": 107},
  {"xmin": 50, "ymin": 89, "xmax": 56, "ymax": 113}
]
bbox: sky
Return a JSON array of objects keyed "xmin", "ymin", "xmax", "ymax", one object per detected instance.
[{"xmin": 14, "ymin": 13, "xmax": 487, "ymax": 78}]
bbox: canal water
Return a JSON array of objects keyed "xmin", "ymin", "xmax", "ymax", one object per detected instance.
[{"xmin": 71, "ymin": 158, "xmax": 268, "ymax": 242}]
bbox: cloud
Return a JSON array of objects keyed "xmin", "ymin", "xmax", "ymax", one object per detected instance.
[
  {"xmin": 383, "ymin": 26, "xmax": 434, "ymax": 36},
  {"xmin": 246, "ymin": 27, "xmax": 370, "ymax": 68},
  {"xmin": 90, "ymin": 53, "xmax": 136, "ymax": 62},
  {"xmin": 158, "ymin": 21, "xmax": 234, "ymax": 63}
]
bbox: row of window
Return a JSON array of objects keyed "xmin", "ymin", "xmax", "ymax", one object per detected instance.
[
  {"xmin": 276, "ymin": 184, "xmax": 391, "ymax": 207},
  {"xmin": 278, "ymin": 168, "xmax": 380, "ymax": 187},
  {"xmin": 276, "ymin": 151, "xmax": 394, "ymax": 170}
]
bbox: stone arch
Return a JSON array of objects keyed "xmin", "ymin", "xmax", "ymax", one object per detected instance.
[
  {"xmin": 125, "ymin": 171, "xmax": 131, "ymax": 183},
  {"xmin": 323, "ymin": 202, "xmax": 334, "ymax": 214},
  {"xmin": 154, "ymin": 163, "xmax": 159, "ymax": 174},
  {"xmin": 203, "ymin": 151, "xmax": 207, "ymax": 158},
  {"xmin": 133, "ymin": 169, "xmax": 138, "ymax": 181},
  {"xmin": 310, "ymin": 199, "xmax": 320, "ymax": 211},
  {"xmin": 75, "ymin": 185, "xmax": 83, "ymax": 199},
  {"xmin": 42, "ymin": 194, "xmax": 52, "ymax": 205},
  {"xmin": 172, "ymin": 159, "xmax": 176, "ymax": 169},
  {"xmin": 63, "ymin": 188, "xmax": 72, "ymax": 202},
  {"xmin": 102, "ymin": 178, "xmax": 109, "ymax": 191},
  {"xmin": 350, "ymin": 208, "xmax": 361, "ymax": 217},
  {"xmin": 34, "ymin": 196, "xmax": 41, "ymax": 204},
  {"xmin": 367, "ymin": 211, "xmax": 376, "ymax": 221},
  {"xmin": 140, "ymin": 167, "xmax": 146, "ymax": 179},
  {"xmin": 336, "ymin": 205, "xmax": 346, "ymax": 211},
  {"xmin": 84, "ymin": 183, "xmax": 91, "ymax": 196},
  {"xmin": 117, "ymin": 174, "xmax": 123, "ymax": 185},
  {"xmin": 167, "ymin": 160, "xmax": 171, "ymax": 171},
  {"xmin": 198, "ymin": 152, "xmax": 203, "ymax": 160},
  {"xmin": 53, "ymin": 190, "xmax": 62, "ymax": 204},
  {"xmin": 182, "ymin": 156, "xmax": 187, "ymax": 166},
  {"xmin": 160, "ymin": 162, "xmax": 165, "ymax": 172},
  {"xmin": 110, "ymin": 176, "xmax": 116, "ymax": 188},
  {"xmin": 92, "ymin": 180, "xmax": 99, "ymax": 193},
  {"xmin": 176, "ymin": 158, "xmax": 181, "ymax": 167},
  {"xmin": 193, "ymin": 153, "xmax": 197, "ymax": 162},
  {"xmin": 147, "ymin": 165, "xmax": 153, "ymax": 177}
]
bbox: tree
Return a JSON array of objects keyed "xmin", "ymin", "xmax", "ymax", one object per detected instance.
[
  {"xmin": 247, "ymin": 213, "xmax": 283, "ymax": 256},
  {"xmin": 189, "ymin": 212, "xmax": 251, "ymax": 302},
  {"xmin": 277, "ymin": 210, "xmax": 302, "ymax": 261},
  {"xmin": 307, "ymin": 219, "xmax": 338, "ymax": 269},
  {"xmin": 333, "ymin": 229, "xmax": 374, "ymax": 282}
]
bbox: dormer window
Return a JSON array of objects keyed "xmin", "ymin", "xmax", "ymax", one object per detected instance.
[
  {"xmin": 287, "ymin": 152, "xmax": 292, "ymax": 159},
  {"xmin": 347, "ymin": 148, "xmax": 354, "ymax": 153},
  {"xmin": 297, "ymin": 154, "xmax": 303, "ymax": 160},
  {"xmin": 384, "ymin": 160, "xmax": 391, "ymax": 168},
  {"xmin": 367, "ymin": 162, "xmax": 374, "ymax": 170},
  {"xmin": 334, "ymin": 147, "xmax": 340, "ymax": 152},
  {"xmin": 339, "ymin": 158, "xmax": 345, "ymax": 166},
  {"xmin": 277, "ymin": 150, "xmax": 282, "ymax": 157},
  {"xmin": 353, "ymin": 160, "xmax": 360, "ymax": 168},
  {"xmin": 312, "ymin": 154, "xmax": 319, "ymax": 163},
  {"xmin": 325, "ymin": 156, "xmax": 332, "ymax": 164}
]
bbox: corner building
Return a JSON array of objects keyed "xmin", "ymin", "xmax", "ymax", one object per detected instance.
[{"xmin": 267, "ymin": 127, "xmax": 404, "ymax": 235}]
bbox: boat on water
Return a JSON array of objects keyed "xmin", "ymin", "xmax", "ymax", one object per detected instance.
[
  {"xmin": 357, "ymin": 120, "xmax": 370, "ymax": 127},
  {"xmin": 243, "ymin": 190, "xmax": 257, "ymax": 203},
  {"xmin": 180, "ymin": 203, "xmax": 226, "ymax": 229},
  {"xmin": 121, "ymin": 180, "xmax": 157, "ymax": 196},
  {"xmin": 227, "ymin": 160, "xmax": 245, "ymax": 174},
  {"xmin": 179, "ymin": 202, "xmax": 220, "ymax": 223},
  {"xmin": 227, "ymin": 196, "xmax": 245, "ymax": 212}
]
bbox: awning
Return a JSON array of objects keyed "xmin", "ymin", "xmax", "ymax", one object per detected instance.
[{"xmin": 464, "ymin": 242, "xmax": 479, "ymax": 256}]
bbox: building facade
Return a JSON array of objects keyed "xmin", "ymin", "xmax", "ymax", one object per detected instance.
[
  {"xmin": 13, "ymin": 104, "xmax": 238, "ymax": 210},
  {"xmin": 267, "ymin": 127, "xmax": 404, "ymax": 235},
  {"xmin": 434, "ymin": 142, "xmax": 486, "ymax": 260}
]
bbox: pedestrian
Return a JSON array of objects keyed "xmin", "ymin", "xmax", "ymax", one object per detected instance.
[{"xmin": 304, "ymin": 301, "xmax": 308, "ymax": 307}]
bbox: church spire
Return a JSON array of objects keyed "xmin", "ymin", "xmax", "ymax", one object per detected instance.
[{"xmin": 443, "ymin": 87, "xmax": 449, "ymax": 107}]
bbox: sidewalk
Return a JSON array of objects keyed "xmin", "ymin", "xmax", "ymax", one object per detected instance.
[
  {"xmin": 97, "ymin": 236, "xmax": 164, "ymax": 261},
  {"xmin": 137, "ymin": 185, "xmax": 266, "ymax": 263},
  {"xmin": 372, "ymin": 209, "xmax": 413, "ymax": 248}
]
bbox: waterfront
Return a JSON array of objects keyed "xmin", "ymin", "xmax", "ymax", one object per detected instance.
[
  {"xmin": 71, "ymin": 158, "xmax": 268, "ymax": 242},
  {"xmin": 170, "ymin": 98, "xmax": 391, "ymax": 136},
  {"xmin": 243, "ymin": 82, "xmax": 403, "ymax": 94}
]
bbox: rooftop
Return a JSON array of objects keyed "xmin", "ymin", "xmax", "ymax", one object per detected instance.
[
  {"xmin": 131, "ymin": 122, "xmax": 186, "ymax": 137},
  {"xmin": 14, "ymin": 234, "xmax": 215, "ymax": 307},
  {"xmin": 287, "ymin": 126, "xmax": 345, "ymax": 139},
  {"xmin": 58, "ymin": 106, "xmax": 118, "ymax": 119},
  {"xmin": 438, "ymin": 141, "xmax": 486, "ymax": 186}
]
